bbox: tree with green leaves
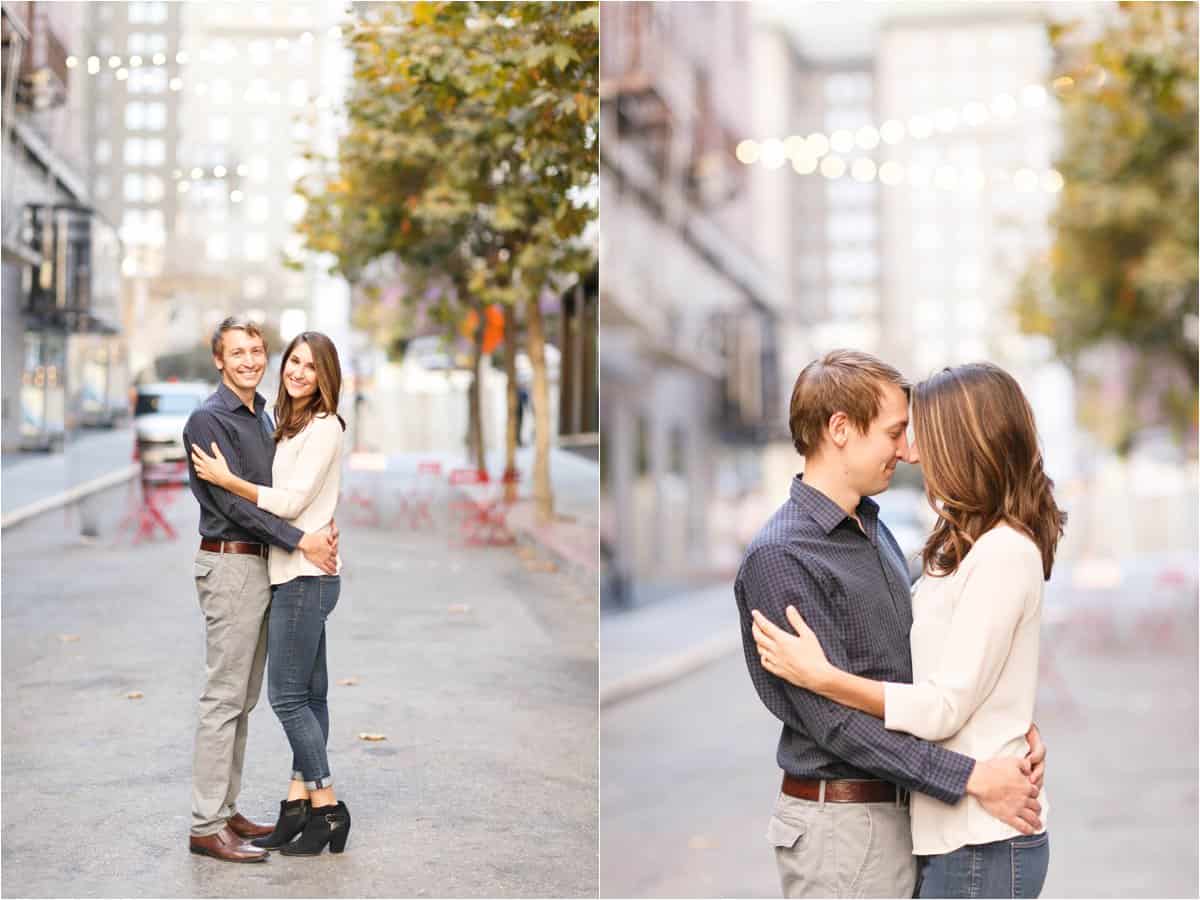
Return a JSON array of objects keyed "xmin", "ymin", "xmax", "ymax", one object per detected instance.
[
  {"xmin": 1016, "ymin": 1, "xmax": 1198, "ymax": 451},
  {"xmin": 295, "ymin": 1, "xmax": 598, "ymax": 519}
]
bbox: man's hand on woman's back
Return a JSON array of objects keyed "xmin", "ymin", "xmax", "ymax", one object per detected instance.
[
  {"xmin": 299, "ymin": 525, "xmax": 338, "ymax": 574},
  {"xmin": 965, "ymin": 756, "xmax": 1043, "ymax": 835}
]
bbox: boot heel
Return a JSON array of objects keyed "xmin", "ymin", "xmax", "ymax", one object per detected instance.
[{"xmin": 329, "ymin": 826, "xmax": 349, "ymax": 853}]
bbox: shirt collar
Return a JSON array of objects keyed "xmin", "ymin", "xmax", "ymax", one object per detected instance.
[
  {"xmin": 790, "ymin": 474, "xmax": 879, "ymax": 536},
  {"xmin": 216, "ymin": 381, "xmax": 266, "ymax": 415}
]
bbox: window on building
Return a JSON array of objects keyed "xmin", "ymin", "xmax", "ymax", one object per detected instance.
[
  {"xmin": 209, "ymin": 115, "xmax": 231, "ymax": 143},
  {"xmin": 824, "ymin": 73, "xmax": 871, "ymax": 105},
  {"xmin": 206, "ymin": 234, "xmax": 229, "ymax": 262},
  {"xmin": 244, "ymin": 233, "xmax": 268, "ymax": 261},
  {"xmin": 144, "ymin": 139, "xmax": 165, "ymax": 165},
  {"xmin": 828, "ymin": 249, "xmax": 879, "ymax": 281},
  {"xmin": 251, "ymin": 118, "xmax": 270, "ymax": 145},
  {"xmin": 288, "ymin": 78, "xmax": 307, "ymax": 107},
  {"xmin": 129, "ymin": 67, "xmax": 168, "ymax": 94},
  {"xmin": 248, "ymin": 195, "xmax": 270, "ymax": 223},
  {"xmin": 127, "ymin": 32, "xmax": 148, "ymax": 54},
  {"xmin": 249, "ymin": 157, "xmax": 269, "ymax": 183},
  {"xmin": 210, "ymin": 39, "xmax": 235, "ymax": 65},
  {"xmin": 249, "ymin": 39, "xmax": 272, "ymax": 66},
  {"xmin": 243, "ymin": 275, "xmax": 267, "ymax": 299},
  {"xmin": 124, "ymin": 173, "xmax": 144, "ymax": 202},
  {"xmin": 826, "ymin": 213, "xmax": 877, "ymax": 244},
  {"xmin": 285, "ymin": 194, "xmax": 305, "ymax": 223},
  {"xmin": 128, "ymin": 2, "xmax": 167, "ymax": 24},
  {"xmin": 144, "ymin": 175, "xmax": 164, "ymax": 202},
  {"xmin": 95, "ymin": 140, "xmax": 112, "ymax": 165},
  {"xmin": 286, "ymin": 272, "xmax": 307, "ymax": 300},
  {"xmin": 144, "ymin": 102, "xmax": 166, "ymax": 130},
  {"xmin": 668, "ymin": 427, "xmax": 686, "ymax": 476},
  {"xmin": 211, "ymin": 79, "xmax": 232, "ymax": 105},
  {"xmin": 124, "ymin": 138, "xmax": 144, "ymax": 166}
]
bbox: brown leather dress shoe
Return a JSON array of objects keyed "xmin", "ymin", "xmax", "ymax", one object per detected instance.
[
  {"xmin": 189, "ymin": 826, "xmax": 268, "ymax": 863},
  {"xmin": 228, "ymin": 813, "xmax": 274, "ymax": 839}
]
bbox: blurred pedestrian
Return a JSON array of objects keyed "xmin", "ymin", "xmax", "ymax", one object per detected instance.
[
  {"xmin": 183, "ymin": 317, "xmax": 339, "ymax": 863},
  {"xmin": 192, "ymin": 330, "xmax": 353, "ymax": 857},
  {"xmin": 736, "ymin": 351, "xmax": 1053, "ymax": 898},
  {"xmin": 516, "ymin": 380, "xmax": 530, "ymax": 447}
]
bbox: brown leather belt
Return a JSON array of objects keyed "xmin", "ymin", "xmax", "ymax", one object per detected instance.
[
  {"xmin": 782, "ymin": 775, "xmax": 903, "ymax": 804},
  {"xmin": 200, "ymin": 539, "xmax": 268, "ymax": 558}
]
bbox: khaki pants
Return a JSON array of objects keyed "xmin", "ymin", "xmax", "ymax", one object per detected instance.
[
  {"xmin": 190, "ymin": 550, "xmax": 271, "ymax": 837},
  {"xmin": 768, "ymin": 789, "xmax": 917, "ymax": 899}
]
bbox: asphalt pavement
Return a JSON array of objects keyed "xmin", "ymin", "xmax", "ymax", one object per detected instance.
[{"xmin": 2, "ymin": 471, "xmax": 598, "ymax": 898}]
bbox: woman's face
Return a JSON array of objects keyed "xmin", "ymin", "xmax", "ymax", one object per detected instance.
[{"xmin": 283, "ymin": 340, "xmax": 318, "ymax": 402}]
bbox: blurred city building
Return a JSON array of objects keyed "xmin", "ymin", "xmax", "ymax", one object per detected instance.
[
  {"xmin": 2, "ymin": 1, "xmax": 126, "ymax": 452},
  {"xmin": 749, "ymin": 3, "xmax": 1088, "ymax": 482},
  {"xmin": 599, "ymin": 1, "xmax": 785, "ymax": 606},
  {"xmin": 33, "ymin": 1, "xmax": 352, "ymax": 389}
]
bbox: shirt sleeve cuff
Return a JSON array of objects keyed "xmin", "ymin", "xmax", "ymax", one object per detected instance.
[{"xmin": 278, "ymin": 522, "xmax": 303, "ymax": 553}]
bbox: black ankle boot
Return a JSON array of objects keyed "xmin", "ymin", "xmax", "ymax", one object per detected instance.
[
  {"xmin": 279, "ymin": 801, "xmax": 351, "ymax": 856},
  {"xmin": 251, "ymin": 799, "xmax": 310, "ymax": 849}
]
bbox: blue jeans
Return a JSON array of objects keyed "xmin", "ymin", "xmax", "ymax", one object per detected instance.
[
  {"xmin": 916, "ymin": 832, "xmax": 1050, "ymax": 898},
  {"xmin": 267, "ymin": 575, "xmax": 339, "ymax": 789}
]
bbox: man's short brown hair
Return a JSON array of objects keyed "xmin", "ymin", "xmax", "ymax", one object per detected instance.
[
  {"xmin": 789, "ymin": 349, "xmax": 910, "ymax": 457},
  {"xmin": 211, "ymin": 316, "xmax": 266, "ymax": 358}
]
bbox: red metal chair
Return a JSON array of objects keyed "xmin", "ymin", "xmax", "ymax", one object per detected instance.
[
  {"xmin": 397, "ymin": 460, "xmax": 442, "ymax": 531},
  {"xmin": 344, "ymin": 452, "xmax": 387, "ymax": 527}
]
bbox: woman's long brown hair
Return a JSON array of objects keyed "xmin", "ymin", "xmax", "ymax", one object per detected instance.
[
  {"xmin": 273, "ymin": 331, "xmax": 346, "ymax": 442},
  {"xmin": 912, "ymin": 363, "xmax": 1066, "ymax": 580}
]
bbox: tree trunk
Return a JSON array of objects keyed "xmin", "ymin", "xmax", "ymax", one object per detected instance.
[
  {"xmin": 503, "ymin": 306, "xmax": 520, "ymax": 503},
  {"xmin": 467, "ymin": 303, "xmax": 487, "ymax": 476},
  {"xmin": 525, "ymin": 289, "xmax": 554, "ymax": 522}
]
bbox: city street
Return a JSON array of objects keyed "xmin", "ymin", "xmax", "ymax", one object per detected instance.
[
  {"xmin": 600, "ymin": 578, "xmax": 1199, "ymax": 899},
  {"xmin": 2, "ymin": 474, "xmax": 598, "ymax": 898}
]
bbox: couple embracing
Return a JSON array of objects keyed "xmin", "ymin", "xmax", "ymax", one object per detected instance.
[
  {"xmin": 183, "ymin": 316, "xmax": 352, "ymax": 862},
  {"xmin": 737, "ymin": 350, "xmax": 1066, "ymax": 899}
]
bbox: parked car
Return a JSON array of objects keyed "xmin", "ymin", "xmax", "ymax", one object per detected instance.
[{"xmin": 133, "ymin": 381, "xmax": 211, "ymax": 475}]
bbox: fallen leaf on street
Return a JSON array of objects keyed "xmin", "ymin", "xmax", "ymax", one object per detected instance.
[
  {"xmin": 337, "ymin": 677, "xmax": 360, "ymax": 686},
  {"xmin": 58, "ymin": 634, "xmax": 80, "ymax": 642},
  {"xmin": 524, "ymin": 559, "xmax": 559, "ymax": 573},
  {"xmin": 688, "ymin": 835, "xmax": 717, "ymax": 850},
  {"xmin": 357, "ymin": 733, "xmax": 387, "ymax": 742},
  {"xmin": 515, "ymin": 546, "xmax": 537, "ymax": 560},
  {"xmin": 447, "ymin": 603, "xmax": 471, "ymax": 614},
  {"xmin": 126, "ymin": 691, "xmax": 144, "ymax": 700}
]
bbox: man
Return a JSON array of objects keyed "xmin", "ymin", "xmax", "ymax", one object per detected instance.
[
  {"xmin": 735, "ymin": 349, "xmax": 1046, "ymax": 898},
  {"xmin": 183, "ymin": 317, "xmax": 339, "ymax": 863}
]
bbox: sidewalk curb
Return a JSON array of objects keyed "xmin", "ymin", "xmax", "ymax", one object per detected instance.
[
  {"xmin": 599, "ymin": 630, "xmax": 742, "ymax": 710},
  {"xmin": 1, "ymin": 464, "xmax": 139, "ymax": 531}
]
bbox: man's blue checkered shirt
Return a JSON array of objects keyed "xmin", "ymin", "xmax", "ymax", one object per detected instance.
[{"xmin": 735, "ymin": 475, "xmax": 974, "ymax": 805}]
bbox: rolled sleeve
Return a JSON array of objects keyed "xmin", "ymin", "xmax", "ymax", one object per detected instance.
[
  {"xmin": 883, "ymin": 541, "xmax": 1037, "ymax": 741},
  {"xmin": 738, "ymin": 544, "xmax": 974, "ymax": 805},
  {"xmin": 183, "ymin": 410, "xmax": 304, "ymax": 552}
]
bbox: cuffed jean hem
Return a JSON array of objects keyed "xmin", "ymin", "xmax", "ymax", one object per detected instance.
[{"xmin": 292, "ymin": 769, "xmax": 333, "ymax": 790}]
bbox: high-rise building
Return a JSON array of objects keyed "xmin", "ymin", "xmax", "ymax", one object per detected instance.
[
  {"xmin": 2, "ymin": 0, "xmax": 125, "ymax": 452},
  {"xmin": 76, "ymin": 1, "xmax": 351, "ymax": 381},
  {"xmin": 600, "ymin": 2, "xmax": 782, "ymax": 605}
]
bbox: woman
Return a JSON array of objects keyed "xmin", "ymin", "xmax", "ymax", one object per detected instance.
[
  {"xmin": 191, "ymin": 331, "xmax": 351, "ymax": 856},
  {"xmin": 752, "ymin": 363, "xmax": 1065, "ymax": 899}
]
